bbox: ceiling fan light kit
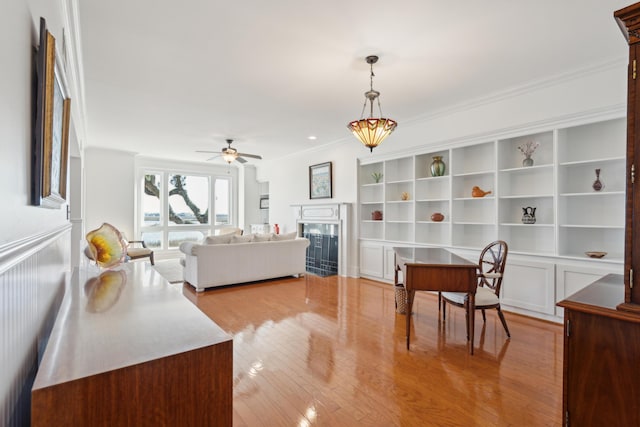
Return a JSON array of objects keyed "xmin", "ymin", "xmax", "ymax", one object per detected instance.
[
  {"xmin": 347, "ymin": 55, "xmax": 398, "ymax": 152},
  {"xmin": 196, "ymin": 139, "xmax": 262, "ymax": 164}
]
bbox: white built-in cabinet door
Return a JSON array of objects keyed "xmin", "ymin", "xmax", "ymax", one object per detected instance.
[
  {"xmin": 383, "ymin": 246, "xmax": 397, "ymax": 281},
  {"xmin": 500, "ymin": 258, "xmax": 556, "ymax": 316},
  {"xmin": 554, "ymin": 262, "xmax": 622, "ymax": 316},
  {"xmin": 359, "ymin": 242, "xmax": 400, "ymax": 281},
  {"xmin": 360, "ymin": 242, "xmax": 384, "ymax": 278}
]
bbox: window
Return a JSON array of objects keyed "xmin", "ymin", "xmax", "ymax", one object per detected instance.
[
  {"xmin": 138, "ymin": 169, "xmax": 234, "ymax": 250},
  {"xmin": 168, "ymin": 175, "xmax": 209, "ymax": 225},
  {"xmin": 214, "ymin": 178, "xmax": 230, "ymax": 225}
]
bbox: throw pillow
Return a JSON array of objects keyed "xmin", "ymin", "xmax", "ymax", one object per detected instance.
[
  {"xmin": 231, "ymin": 234, "xmax": 253, "ymax": 244},
  {"xmin": 272, "ymin": 231, "xmax": 297, "ymax": 241},
  {"xmin": 252, "ymin": 233, "xmax": 273, "ymax": 242},
  {"xmin": 218, "ymin": 227, "xmax": 243, "ymax": 236},
  {"xmin": 205, "ymin": 234, "xmax": 233, "ymax": 245}
]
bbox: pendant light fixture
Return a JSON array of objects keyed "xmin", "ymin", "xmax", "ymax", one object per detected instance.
[{"xmin": 347, "ymin": 55, "xmax": 398, "ymax": 152}]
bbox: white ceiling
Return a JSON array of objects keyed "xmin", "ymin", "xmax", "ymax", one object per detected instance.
[{"xmin": 78, "ymin": 1, "xmax": 631, "ymax": 165}]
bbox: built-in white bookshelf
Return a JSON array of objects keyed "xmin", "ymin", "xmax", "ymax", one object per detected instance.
[{"xmin": 358, "ymin": 117, "xmax": 626, "ymax": 262}]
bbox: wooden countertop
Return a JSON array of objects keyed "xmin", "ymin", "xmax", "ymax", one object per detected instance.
[
  {"xmin": 557, "ymin": 273, "xmax": 640, "ymax": 323},
  {"xmin": 33, "ymin": 262, "xmax": 232, "ymax": 390},
  {"xmin": 393, "ymin": 247, "xmax": 476, "ymax": 268}
]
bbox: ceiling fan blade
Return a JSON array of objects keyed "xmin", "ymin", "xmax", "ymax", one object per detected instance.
[
  {"xmin": 237, "ymin": 152, "xmax": 262, "ymax": 160},
  {"xmin": 236, "ymin": 157, "xmax": 248, "ymax": 164},
  {"xmin": 206, "ymin": 155, "xmax": 221, "ymax": 161},
  {"xmin": 196, "ymin": 150, "xmax": 218, "ymax": 153}
]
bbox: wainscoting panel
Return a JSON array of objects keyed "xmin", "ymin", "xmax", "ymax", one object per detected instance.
[{"xmin": 0, "ymin": 225, "xmax": 70, "ymax": 427}]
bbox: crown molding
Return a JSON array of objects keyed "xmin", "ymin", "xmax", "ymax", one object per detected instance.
[{"xmin": 403, "ymin": 57, "xmax": 628, "ymax": 126}]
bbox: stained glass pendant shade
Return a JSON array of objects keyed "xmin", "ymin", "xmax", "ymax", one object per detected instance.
[{"xmin": 347, "ymin": 55, "xmax": 397, "ymax": 152}]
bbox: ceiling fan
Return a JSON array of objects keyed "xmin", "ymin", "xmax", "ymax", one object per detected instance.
[{"xmin": 197, "ymin": 139, "xmax": 263, "ymax": 164}]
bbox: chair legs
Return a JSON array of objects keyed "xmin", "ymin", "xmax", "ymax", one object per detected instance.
[
  {"xmin": 442, "ymin": 300, "xmax": 511, "ymax": 341},
  {"xmin": 464, "ymin": 300, "xmax": 469, "ymax": 340},
  {"xmin": 497, "ymin": 307, "xmax": 511, "ymax": 338},
  {"xmin": 149, "ymin": 252, "xmax": 155, "ymax": 265}
]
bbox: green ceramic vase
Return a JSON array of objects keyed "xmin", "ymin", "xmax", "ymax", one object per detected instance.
[{"xmin": 430, "ymin": 156, "xmax": 446, "ymax": 177}]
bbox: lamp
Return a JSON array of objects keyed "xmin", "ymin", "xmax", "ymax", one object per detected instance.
[
  {"xmin": 222, "ymin": 147, "xmax": 238, "ymax": 163},
  {"xmin": 347, "ymin": 55, "xmax": 397, "ymax": 152}
]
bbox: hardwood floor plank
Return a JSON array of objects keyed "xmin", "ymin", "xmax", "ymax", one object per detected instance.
[{"xmin": 183, "ymin": 275, "xmax": 563, "ymax": 426}]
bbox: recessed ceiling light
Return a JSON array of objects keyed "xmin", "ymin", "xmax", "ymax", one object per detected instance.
[{"xmin": 308, "ymin": 136, "xmax": 317, "ymax": 140}]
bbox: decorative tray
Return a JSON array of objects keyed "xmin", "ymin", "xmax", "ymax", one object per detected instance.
[{"xmin": 585, "ymin": 251, "xmax": 607, "ymax": 259}]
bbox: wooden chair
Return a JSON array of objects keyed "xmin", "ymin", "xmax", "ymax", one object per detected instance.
[
  {"xmin": 440, "ymin": 241, "xmax": 510, "ymax": 340},
  {"xmin": 125, "ymin": 240, "xmax": 155, "ymax": 265}
]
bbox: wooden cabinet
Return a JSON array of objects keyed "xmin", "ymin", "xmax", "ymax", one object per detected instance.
[
  {"xmin": 616, "ymin": 3, "xmax": 640, "ymax": 308},
  {"xmin": 557, "ymin": 275, "xmax": 640, "ymax": 426},
  {"xmin": 32, "ymin": 263, "xmax": 233, "ymax": 426}
]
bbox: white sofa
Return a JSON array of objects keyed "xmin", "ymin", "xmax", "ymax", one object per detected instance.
[{"xmin": 179, "ymin": 234, "xmax": 310, "ymax": 292}]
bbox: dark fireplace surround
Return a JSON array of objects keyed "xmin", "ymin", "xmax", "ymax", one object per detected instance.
[{"xmin": 293, "ymin": 203, "xmax": 350, "ymax": 277}]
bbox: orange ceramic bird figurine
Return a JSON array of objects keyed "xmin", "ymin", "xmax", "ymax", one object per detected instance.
[{"xmin": 471, "ymin": 186, "xmax": 492, "ymax": 198}]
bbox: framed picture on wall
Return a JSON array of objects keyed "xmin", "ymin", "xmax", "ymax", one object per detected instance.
[
  {"xmin": 309, "ymin": 162, "xmax": 332, "ymax": 199},
  {"xmin": 32, "ymin": 17, "xmax": 71, "ymax": 209}
]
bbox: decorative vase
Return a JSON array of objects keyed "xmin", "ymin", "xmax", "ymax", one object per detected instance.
[
  {"xmin": 401, "ymin": 192, "xmax": 410, "ymax": 200},
  {"xmin": 430, "ymin": 156, "xmax": 446, "ymax": 177},
  {"xmin": 521, "ymin": 207, "xmax": 537, "ymax": 224},
  {"xmin": 431, "ymin": 212, "xmax": 444, "ymax": 222},
  {"xmin": 522, "ymin": 155, "xmax": 534, "ymax": 167},
  {"xmin": 592, "ymin": 169, "xmax": 604, "ymax": 191}
]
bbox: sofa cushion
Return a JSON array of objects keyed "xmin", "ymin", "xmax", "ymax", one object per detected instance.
[
  {"xmin": 272, "ymin": 231, "xmax": 297, "ymax": 241},
  {"xmin": 231, "ymin": 234, "xmax": 253, "ymax": 244},
  {"xmin": 205, "ymin": 234, "xmax": 234, "ymax": 245},
  {"xmin": 253, "ymin": 233, "xmax": 274, "ymax": 242},
  {"xmin": 218, "ymin": 227, "xmax": 243, "ymax": 236}
]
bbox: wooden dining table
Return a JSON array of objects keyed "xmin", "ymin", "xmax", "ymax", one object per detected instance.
[{"xmin": 394, "ymin": 247, "xmax": 478, "ymax": 354}]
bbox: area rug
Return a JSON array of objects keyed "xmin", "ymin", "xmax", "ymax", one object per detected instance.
[{"xmin": 152, "ymin": 259, "xmax": 184, "ymax": 284}]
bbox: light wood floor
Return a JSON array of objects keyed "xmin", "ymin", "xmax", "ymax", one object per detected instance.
[{"xmin": 182, "ymin": 275, "xmax": 563, "ymax": 426}]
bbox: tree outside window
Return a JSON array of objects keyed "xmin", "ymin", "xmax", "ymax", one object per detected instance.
[{"xmin": 140, "ymin": 172, "xmax": 231, "ymax": 249}]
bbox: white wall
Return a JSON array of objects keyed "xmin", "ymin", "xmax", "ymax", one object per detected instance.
[
  {"xmin": 84, "ymin": 147, "xmax": 136, "ymax": 238},
  {"xmin": 258, "ymin": 61, "xmax": 628, "ymax": 277},
  {"xmin": 0, "ymin": 0, "xmax": 74, "ymax": 245},
  {"xmin": 2, "ymin": 1, "xmax": 82, "ymax": 424},
  {"xmin": 242, "ymin": 165, "xmax": 263, "ymax": 228}
]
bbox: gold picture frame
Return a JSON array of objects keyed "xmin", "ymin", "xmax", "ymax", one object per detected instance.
[{"xmin": 33, "ymin": 18, "xmax": 71, "ymax": 208}]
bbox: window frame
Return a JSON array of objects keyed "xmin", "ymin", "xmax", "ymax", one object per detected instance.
[{"xmin": 135, "ymin": 159, "xmax": 237, "ymax": 251}]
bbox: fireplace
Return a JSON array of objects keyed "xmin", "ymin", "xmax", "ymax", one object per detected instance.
[
  {"xmin": 302, "ymin": 223, "xmax": 338, "ymax": 276},
  {"xmin": 292, "ymin": 203, "xmax": 350, "ymax": 277}
]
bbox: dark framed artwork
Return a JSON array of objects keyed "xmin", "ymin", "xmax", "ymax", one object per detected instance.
[
  {"xmin": 33, "ymin": 17, "xmax": 71, "ymax": 209},
  {"xmin": 260, "ymin": 197, "xmax": 269, "ymax": 209},
  {"xmin": 309, "ymin": 162, "xmax": 332, "ymax": 199}
]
